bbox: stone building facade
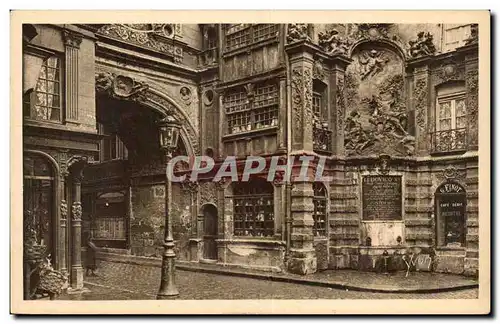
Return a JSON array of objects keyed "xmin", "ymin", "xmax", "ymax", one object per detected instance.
[{"xmin": 22, "ymin": 23, "xmax": 479, "ymax": 291}]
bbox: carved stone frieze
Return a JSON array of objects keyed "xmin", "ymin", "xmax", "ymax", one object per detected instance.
[
  {"xmin": 408, "ymin": 31, "xmax": 437, "ymax": 59},
  {"xmin": 97, "ymin": 24, "xmax": 183, "ymax": 62},
  {"xmin": 286, "ymin": 24, "xmax": 311, "ymax": 44}
]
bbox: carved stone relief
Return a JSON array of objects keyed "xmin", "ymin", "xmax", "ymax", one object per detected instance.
[
  {"xmin": 344, "ymin": 45, "xmax": 414, "ymax": 156},
  {"xmin": 318, "ymin": 29, "xmax": 351, "ymax": 56},
  {"xmin": 291, "ymin": 68, "xmax": 304, "ymax": 144},
  {"xmin": 97, "ymin": 24, "xmax": 183, "ymax": 62},
  {"xmin": 466, "ymin": 70, "xmax": 479, "ymax": 146},
  {"xmin": 180, "ymin": 87, "xmax": 192, "ymax": 106},
  {"xmin": 312, "ymin": 58, "xmax": 325, "ymax": 80},
  {"xmin": 96, "ymin": 72, "xmax": 149, "ymax": 102},
  {"xmin": 199, "ymin": 181, "xmax": 217, "ymax": 205},
  {"xmin": 286, "ymin": 24, "xmax": 311, "ymax": 44},
  {"xmin": 408, "ymin": 32, "xmax": 437, "ymax": 59},
  {"xmin": 414, "ymin": 78, "xmax": 428, "ymax": 132}
]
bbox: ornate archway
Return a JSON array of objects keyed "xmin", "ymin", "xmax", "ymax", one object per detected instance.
[{"xmin": 95, "ymin": 72, "xmax": 199, "ymax": 156}]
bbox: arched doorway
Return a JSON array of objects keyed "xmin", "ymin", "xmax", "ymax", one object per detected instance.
[
  {"xmin": 435, "ymin": 181, "xmax": 467, "ymax": 248},
  {"xmin": 201, "ymin": 204, "xmax": 218, "ymax": 261}
]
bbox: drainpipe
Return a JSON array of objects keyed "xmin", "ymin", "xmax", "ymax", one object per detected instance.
[{"xmin": 283, "ymin": 24, "xmax": 292, "ymax": 264}]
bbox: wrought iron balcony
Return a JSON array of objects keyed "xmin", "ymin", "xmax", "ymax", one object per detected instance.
[
  {"xmin": 430, "ymin": 128, "xmax": 468, "ymax": 154},
  {"xmin": 313, "ymin": 125, "xmax": 333, "ymax": 154}
]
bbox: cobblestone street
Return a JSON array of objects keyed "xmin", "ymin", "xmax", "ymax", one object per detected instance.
[{"xmin": 59, "ymin": 261, "xmax": 478, "ymax": 300}]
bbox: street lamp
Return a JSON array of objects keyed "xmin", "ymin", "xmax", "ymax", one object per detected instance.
[{"xmin": 156, "ymin": 116, "xmax": 182, "ymax": 299}]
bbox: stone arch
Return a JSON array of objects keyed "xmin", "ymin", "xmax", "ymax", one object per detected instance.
[
  {"xmin": 349, "ymin": 38, "xmax": 407, "ymax": 61},
  {"xmin": 95, "ymin": 72, "xmax": 200, "ymax": 156}
]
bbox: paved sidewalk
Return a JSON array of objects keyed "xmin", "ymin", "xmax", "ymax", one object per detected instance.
[
  {"xmin": 58, "ymin": 260, "xmax": 478, "ymax": 300},
  {"xmin": 94, "ymin": 252, "xmax": 479, "ymax": 293},
  {"xmin": 176, "ymin": 261, "xmax": 479, "ymax": 293}
]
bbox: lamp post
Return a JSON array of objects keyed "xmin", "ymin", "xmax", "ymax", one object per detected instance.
[{"xmin": 156, "ymin": 116, "xmax": 181, "ymax": 299}]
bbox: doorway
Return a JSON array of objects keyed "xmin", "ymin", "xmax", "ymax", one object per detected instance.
[{"xmin": 202, "ymin": 204, "xmax": 218, "ymax": 261}]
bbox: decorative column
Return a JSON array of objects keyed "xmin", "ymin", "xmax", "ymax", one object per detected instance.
[
  {"xmin": 62, "ymin": 30, "xmax": 83, "ymax": 123},
  {"xmin": 59, "ymin": 171, "xmax": 68, "ymax": 275},
  {"xmin": 285, "ymin": 40, "xmax": 317, "ymax": 275},
  {"xmin": 70, "ymin": 169, "xmax": 84, "ymax": 289}
]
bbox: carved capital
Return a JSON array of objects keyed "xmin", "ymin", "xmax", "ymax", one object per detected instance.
[
  {"xmin": 71, "ymin": 202, "xmax": 82, "ymax": 221},
  {"xmin": 63, "ymin": 30, "xmax": 83, "ymax": 49}
]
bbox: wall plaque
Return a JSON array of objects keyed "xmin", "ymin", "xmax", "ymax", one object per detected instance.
[{"xmin": 362, "ymin": 175, "xmax": 402, "ymax": 220}]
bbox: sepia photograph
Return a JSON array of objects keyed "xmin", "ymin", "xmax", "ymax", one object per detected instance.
[{"xmin": 10, "ymin": 10, "xmax": 491, "ymax": 315}]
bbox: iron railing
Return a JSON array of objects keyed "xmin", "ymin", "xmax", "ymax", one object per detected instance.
[{"xmin": 430, "ymin": 128, "xmax": 468, "ymax": 154}]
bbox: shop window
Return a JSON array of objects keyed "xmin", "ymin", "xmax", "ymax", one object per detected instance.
[
  {"xmin": 23, "ymin": 55, "xmax": 62, "ymax": 122},
  {"xmin": 435, "ymin": 182, "xmax": 466, "ymax": 247},
  {"xmin": 431, "ymin": 82, "xmax": 467, "ymax": 153},
  {"xmin": 233, "ymin": 179, "xmax": 274, "ymax": 237},
  {"xmin": 225, "ymin": 82, "xmax": 278, "ymax": 135},
  {"xmin": 224, "ymin": 24, "xmax": 279, "ymax": 52},
  {"xmin": 92, "ymin": 192, "xmax": 127, "ymax": 241},
  {"xmin": 23, "ymin": 154, "xmax": 55, "ymax": 253},
  {"xmin": 443, "ymin": 24, "xmax": 473, "ymax": 52},
  {"xmin": 312, "ymin": 183, "xmax": 327, "ymax": 237}
]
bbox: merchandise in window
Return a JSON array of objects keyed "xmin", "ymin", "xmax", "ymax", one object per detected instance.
[{"xmin": 233, "ymin": 179, "xmax": 274, "ymax": 237}]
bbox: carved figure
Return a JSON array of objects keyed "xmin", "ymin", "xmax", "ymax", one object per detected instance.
[
  {"xmin": 408, "ymin": 32, "xmax": 437, "ymax": 58},
  {"xmin": 464, "ymin": 24, "xmax": 478, "ymax": 45},
  {"xmin": 344, "ymin": 110, "xmax": 375, "ymax": 153},
  {"xmin": 286, "ymin": 24, "xmax": 310, "ymax": 43},
  {"xmin": 358, "ymin": 49, "xmax": 389, "ymax": 80},
  {"xmin": 318, "ymin": 29, "xmax": 350, "ymax": 55}
]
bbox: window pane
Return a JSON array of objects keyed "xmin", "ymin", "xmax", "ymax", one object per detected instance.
[
  {"xmin": 455, "ymin": 99, "xmax": 466, "ymax": 117},
  {"xmin": 439, "ymin": 101, "xmax": 452, "ymax": 118},
  {"xmin": 456, "ymin": 116, "xmax": 466, "ymax": 129},
  {"xmin": 439, "ymin": 118, "xmax": 452, "ymax": 130}
]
